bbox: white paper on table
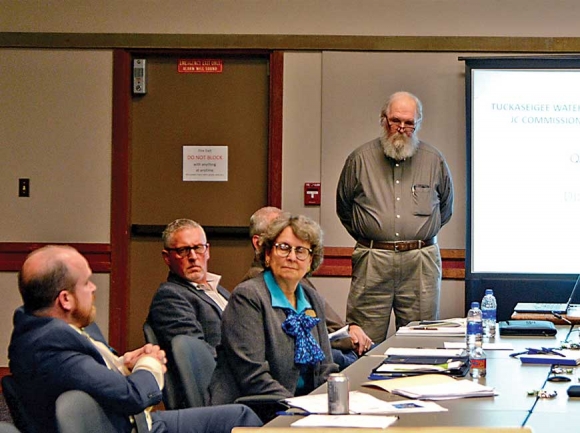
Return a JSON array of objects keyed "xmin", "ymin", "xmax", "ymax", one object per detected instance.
[
  {"xmin": 444, "ymin": 342, "xmax": 514, "ymax": 350},
  {"xmin": 283, "ymin": 390, "xmax": 447, "ymax": 415},
  {"xmin": 384, "ymin": 347, "xmax": 465, "ymax": 357},
  {"xmin": 328, "ymin": 325, "xmax": 350, "ymax": 341},
  {"xmin": 291, "ymin": 414, "xmax": 398, "ymax": 429}
]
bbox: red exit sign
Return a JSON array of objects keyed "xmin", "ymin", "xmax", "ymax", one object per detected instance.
[{"xmin": 178, "ymin": 59, "xmax": 223, "ymax": 74}]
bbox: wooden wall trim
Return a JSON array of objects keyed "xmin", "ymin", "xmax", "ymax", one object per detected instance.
[
  {"xmin": 109, "ymin": 49, "xmax": 133, "ymax": 352},
  {"xmin": 315, "ymin": 247, "xmax": 465, "ymax": 280},
  {"xmin": 0, "ymin": 243, "xmax": 466, "ymax": 279},
  {"xmin": 0, "ymin": 242, "xmax": 111, "ymax": 272},
  {"xmin": 268, "ymin": 51, "xmax": 283, "ymax": 208},
  {"xmin": 3, "ymin": 33, "xmax": 580, "ymax": 54}
]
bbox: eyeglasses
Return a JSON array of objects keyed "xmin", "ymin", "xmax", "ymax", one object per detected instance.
[
  {"xmin": 273, "ymin": 242, "xmax": 313, "ymax": 261},
  {"xmin": 166, "ymin": 244, "xmax": 209, "ymax": 258},
  {"xmin": 387, "ymin": 117, "xmax": 416, "ymax": 132}
]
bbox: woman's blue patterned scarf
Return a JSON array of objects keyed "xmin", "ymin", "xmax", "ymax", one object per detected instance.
[{"xmin": 282, "ymin": 309, "xmax": 325, "ymax": 365}]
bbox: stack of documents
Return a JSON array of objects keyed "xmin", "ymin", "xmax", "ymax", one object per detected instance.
[
  {"xmin": 396, "ymin": 318, "xmax": 466, "ymax": 337},
  {"xmin": 363, "ymin": 374, "xmax": 496, "ymax": 400},
  {"xmin": 372, "ymin": 348, "xmax": 469, "ymax": 378}
]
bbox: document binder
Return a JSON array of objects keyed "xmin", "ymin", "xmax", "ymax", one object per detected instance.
[{"xmin": 518, "ymin": 349, "xmax": 580, "ymax": 366}]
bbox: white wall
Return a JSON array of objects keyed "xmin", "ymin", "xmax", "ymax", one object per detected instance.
[
  {"xmin": 0, "ymin": 49, "xmax": 112, "ymax": 242},
  {"xmin": 282, "ymin": 51, "xmax": 467, "ymax": 335},
  {"xmin": 2, "ymin": 0, "xmax": 580, "ymax": 37},
  {"xmin": 0, "ymin": 50, "xmax": 112, "ymax": 366}
]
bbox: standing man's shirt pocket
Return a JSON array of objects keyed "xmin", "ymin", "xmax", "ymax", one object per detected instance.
[{"xmin": 412, "ymin": 184, "xmax": 437, "ymax": 216}]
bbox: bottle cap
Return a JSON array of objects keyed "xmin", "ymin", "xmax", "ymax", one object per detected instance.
[
  {"xmin": 485, "ymin": 289, "xmax": 494, "ymax": 295},
  {"xmin": 471, "ymin": 301, "xmax": 479, "ymax": 308}
]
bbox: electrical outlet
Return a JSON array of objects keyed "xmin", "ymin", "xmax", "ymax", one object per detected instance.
[{"xmin": 19, "ymin": 178, "xmax": 30, "ymax": 197}]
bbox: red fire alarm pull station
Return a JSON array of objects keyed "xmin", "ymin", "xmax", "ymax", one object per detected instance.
[{"xmin": 304, "ymin": 183, "xmax": 321, "ymax": 206}]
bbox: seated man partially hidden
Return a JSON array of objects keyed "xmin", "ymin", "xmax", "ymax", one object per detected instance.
[{"xmin": 8, "ymin": 245, "xmax": 262, "ymax": 433}]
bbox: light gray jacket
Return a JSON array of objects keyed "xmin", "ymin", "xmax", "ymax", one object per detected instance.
[{"xmin": 209, "ymin": 273, "xmax": 338, "ymax": 404}]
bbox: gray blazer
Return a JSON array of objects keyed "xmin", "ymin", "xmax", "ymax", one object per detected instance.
[
  {"xmin": 147, "ymin": 272, "xmax": 230, "ymax": 358},
  {"xmin": 209, "ymin": 274, "xmax": 338, "ymax": 404}
]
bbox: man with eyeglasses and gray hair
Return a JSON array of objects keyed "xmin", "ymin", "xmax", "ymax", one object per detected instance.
[
  {"xmin": 147, "ymin": 218, "xmax": 229, "ymax": 358},
  {"xmin": 336, "ymin": 91, "xmax": 454, "ymax": 344}
]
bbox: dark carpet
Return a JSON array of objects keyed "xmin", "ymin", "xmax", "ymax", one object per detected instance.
[{"xmin": 0, "ymin": 394, "xmax": 13, "ymax": 424}]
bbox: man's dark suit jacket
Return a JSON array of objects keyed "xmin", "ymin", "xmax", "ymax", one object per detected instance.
[
  {"xmin": 147, "ymin": 272, "xmax": 230, "ymax": 358},
  {"xmin": 8, "ymin": 307, "xmax": 162, "ymax": 433}
]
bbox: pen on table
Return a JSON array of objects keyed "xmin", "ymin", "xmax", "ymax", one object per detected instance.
[
  {"xmin": 275, "ymin": 410, "xmax": 311, "ymax": 416},
  {"xmin": 541, "ymin": 347, "xmax": 566, "ymax": 357},
  {"xmin": 368, "ymin": 373, "xmax": 407, "ymax": 380},
  {"xmin": 410, "ymin": 327, "xmax": 439, "ymax": 330}
]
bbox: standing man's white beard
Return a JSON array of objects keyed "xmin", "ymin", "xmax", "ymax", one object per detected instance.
[{"xmin": 381, "ymin": 130, "xmax": 419, "ymax": 161}]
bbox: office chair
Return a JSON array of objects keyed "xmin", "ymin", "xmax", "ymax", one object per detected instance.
[
  {"xmin": 0, "ymin": 423, "xmax": 21, "ymax": 433},
  {"xmin": 171, "ymin": 334, "xmax": 284, "ymax": 420},
  {"xmin": 171, "ymin": 334, "xmax": 215, "ymax": 407},
  {"xmin": 143, "ymin": 321, "xmax": 181, "ymax": 409},
  {"xmin": 1, "ymin": 375, "xmax": 38, "ymax": 433},
  {"xmin": 55, "ymin": 390, "xmax": 116, "ymax": 433}
]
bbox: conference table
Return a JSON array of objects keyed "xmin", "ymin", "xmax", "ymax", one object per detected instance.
[{"xmin": 264, "ymin": 326, "xmax": 580, "ymax": 431}]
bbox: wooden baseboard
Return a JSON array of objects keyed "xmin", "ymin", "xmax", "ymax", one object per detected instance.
[
  {"xmin": 0, "ymin": 242, "xmax": 465, "ymax": 280},
  {"xmin": 0, "ymin": 242, "xmax": 111, "ymax": 272},
  {"xmin": 0, "ymin": 367, "xmax": 10, "ymax": 392}
]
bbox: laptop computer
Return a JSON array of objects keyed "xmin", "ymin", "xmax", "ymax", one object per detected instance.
[{"xmin": 514, "ymin": 274, "xmax": 580, "ymax": 314}]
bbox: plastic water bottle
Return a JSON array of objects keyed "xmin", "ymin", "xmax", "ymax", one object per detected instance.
[
  {"xmin": 469, "ymin": 346, "xmax": 487, "ymax": 379},
  {"xmin": 481, "ymin": 289, "xmax": 497, "ymax": 339},
  {"xmin": 466, "ymin": 301, "xmax": 483, "ymax": 350}
]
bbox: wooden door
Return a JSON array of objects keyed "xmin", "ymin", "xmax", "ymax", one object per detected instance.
[{"xmin": 127, "ymin": 54, "xmax": 270, "ymax": 349}]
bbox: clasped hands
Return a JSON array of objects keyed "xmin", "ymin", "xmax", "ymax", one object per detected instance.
[
  {"xmin": 349, "ymin": 324, "xmax": 374, "ymax": 356},
  {"xmin": 123, "ymin": 343, "xmax": 168, "ymax": 373}
]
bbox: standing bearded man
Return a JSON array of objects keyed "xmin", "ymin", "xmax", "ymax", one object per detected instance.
[{"xmin": 336, "ymin": 91, "xmax": 454, "ymax": 343}]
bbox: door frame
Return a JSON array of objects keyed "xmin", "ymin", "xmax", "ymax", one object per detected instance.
[{"xmin": 110, "ymin": 49, "xmax": 283, "ymax": 352}]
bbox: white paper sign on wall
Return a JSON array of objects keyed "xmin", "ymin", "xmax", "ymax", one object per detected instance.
[{"xmin": 183, "ymin": 145, "xmax": 228, "ymax": 182}]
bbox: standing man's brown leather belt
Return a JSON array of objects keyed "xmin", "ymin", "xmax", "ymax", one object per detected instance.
[{"xmin": 358, "ymin": 237, "xmax": 436, "ymax": 252}]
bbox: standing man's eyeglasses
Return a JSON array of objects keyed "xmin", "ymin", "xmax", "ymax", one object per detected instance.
[{"xmin": 386, "ymin": 117, "xmax": 416, "ymax": 132}]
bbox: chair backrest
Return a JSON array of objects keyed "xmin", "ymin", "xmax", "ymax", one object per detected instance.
[
  {"xmin": 0, "ymin": 422, "xmax": 21, "ymax": 433},
  {"xmin": 55, "ymin": 390, "xmax": 115, "ymax": 433},
  {"xmin": 143, "ymin": 321, "xmax": 181, "ymax": 409},
  {"xmin": 1, "ymin": 375, "xmax": 38, "ymax": 433},
  {"xmin": 142, "ymin": 321, "xmax": 158, "ymax": 345},
  {"xmin": 171, "ymin": 334, "xmax": 216, "ymax": 408}
]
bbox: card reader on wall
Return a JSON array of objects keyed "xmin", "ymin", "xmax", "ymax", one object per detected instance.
[{"xmin": 133, "ymin": 59, "xmax": 147, "ymax": 94}]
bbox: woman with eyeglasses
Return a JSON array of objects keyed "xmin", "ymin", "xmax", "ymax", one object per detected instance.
[{"xmin": 209, "ymin": 213, "xmax": 338, "ymax": 418}]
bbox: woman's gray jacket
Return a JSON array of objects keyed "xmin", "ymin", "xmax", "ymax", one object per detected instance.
[{"xmin": 209, "ymin": 273, "xmax": 339, "ymax": 404}]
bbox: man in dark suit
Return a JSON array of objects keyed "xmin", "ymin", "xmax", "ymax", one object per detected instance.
[
  {"xmin": 147, "ymin": 219, "xmax": 229, "ymax": 358},
  {"xmin": 7, "ymin": 245, "xmax": 261, "ymax": 433}
]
